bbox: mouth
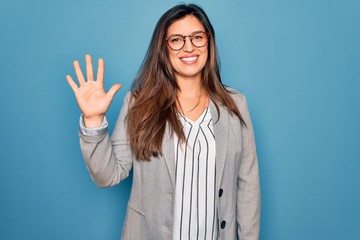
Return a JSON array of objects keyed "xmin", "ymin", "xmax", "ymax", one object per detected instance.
[{"xmin": 179, "ymin": 55, "xmax": 199, "ymax": 64}]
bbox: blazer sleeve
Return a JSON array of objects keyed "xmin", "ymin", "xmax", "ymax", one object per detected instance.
[
  {"xmin": 235, "ymin": 92, "xmax": 261, "ymax": 240},
  {"xmin": 78, "ymin": 92, "xmax": 134, "ymax": 188}
]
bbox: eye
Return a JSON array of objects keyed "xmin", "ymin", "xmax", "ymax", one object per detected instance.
[
  {"xmin": 170, "ymin": 36, "xmax": 182, "ymax": 43},
  {"xmin": 193, "ymin": 34, "xmax": 203, "ymax": 40}
]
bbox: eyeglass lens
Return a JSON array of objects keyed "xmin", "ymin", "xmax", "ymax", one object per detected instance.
[{"xmin": 167, "ymin": 32, "xmax": 208, "ymax": 50}]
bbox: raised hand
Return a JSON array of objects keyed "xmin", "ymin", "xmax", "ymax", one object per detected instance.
[{"xmin": 66, "ymin": 54, "xmax": 122, "ymax": 128}]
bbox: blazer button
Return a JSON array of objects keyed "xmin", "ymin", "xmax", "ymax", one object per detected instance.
[
  {"xmin": 221, "ymin": 220, "xmax": 226, "ymax": 229},
  {"xmin": 219, "ymin": 189, "xmax": 223, "ymax": 197}
]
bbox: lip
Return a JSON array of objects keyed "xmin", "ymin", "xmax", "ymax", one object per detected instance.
[{"xmin": 179, "ymin": 55, "xmax": 199, "ymax": 64}]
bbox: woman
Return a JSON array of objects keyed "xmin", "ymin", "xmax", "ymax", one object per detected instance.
[{"xmin": 66, "ymin": 4, "xmax": 260, "ymax": 240}]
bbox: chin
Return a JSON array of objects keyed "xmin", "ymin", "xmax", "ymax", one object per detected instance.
[
  {"xmin": 175, "ymin": 64, "xmax": 205, "ymax": 78},
  {"xmin": 176, "ymin": 70, "xmax": 202, "ymax": 79}
]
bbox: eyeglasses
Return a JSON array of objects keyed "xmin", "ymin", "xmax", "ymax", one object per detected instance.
[{"xmin": 165, "ymin": 31, "xmax": 210, "ymax": 51}]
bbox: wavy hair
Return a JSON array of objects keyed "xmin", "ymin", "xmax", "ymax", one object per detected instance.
[{"xmin": 126, "ymin": 4, "xmax": 245, "ymax": 160}]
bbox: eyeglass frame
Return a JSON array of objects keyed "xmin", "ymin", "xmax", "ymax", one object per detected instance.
[{"xmin": 165, "ymin": 31, "xmax": 210, "ymax": 51}]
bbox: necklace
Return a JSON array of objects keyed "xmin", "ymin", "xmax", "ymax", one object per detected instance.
[{"xmin": 176, "ymin": 93, "xmax": 209, "ymax": 116}]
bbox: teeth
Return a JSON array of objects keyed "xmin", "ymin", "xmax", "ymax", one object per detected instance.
[{"xmin": 180, "ymin": 56, "xmax": 198, "ymax": 61}]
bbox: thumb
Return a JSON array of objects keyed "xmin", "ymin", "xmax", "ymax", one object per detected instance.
[{"xmin": 107, "ymin": 84, "xmax": 122, "ymax": 98}]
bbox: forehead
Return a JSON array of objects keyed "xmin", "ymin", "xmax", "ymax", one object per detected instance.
[{"xmin": 167, "ymin": 15, "xmax": 205, "ymax": 35}]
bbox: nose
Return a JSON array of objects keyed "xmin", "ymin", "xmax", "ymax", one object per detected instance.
[{"xmin": 182, "ymin": 36, "xmax": 194, "ymax": 52}]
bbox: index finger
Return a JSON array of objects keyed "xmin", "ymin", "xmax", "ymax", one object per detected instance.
[{"xmin": 96, "ymin": 58, "xmax": 104, "ymax": 83}]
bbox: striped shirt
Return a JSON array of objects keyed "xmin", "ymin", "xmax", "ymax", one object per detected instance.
[{"xmin": 173, "ymin": 106, "xmax": 218, "ymax": 240}]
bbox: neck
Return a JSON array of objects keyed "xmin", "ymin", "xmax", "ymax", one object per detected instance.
[
  {"xmin": 175, "ymin": 74, "xmax": 210, "ymax": 117},
  {"xmin": 176, "ymin": 74, "xmax": 204, "ymax": 99}
]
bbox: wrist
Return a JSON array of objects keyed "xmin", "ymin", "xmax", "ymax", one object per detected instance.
[{"xmin": 83, "ymin": 115, "xmax": 104, "ymax": 128}]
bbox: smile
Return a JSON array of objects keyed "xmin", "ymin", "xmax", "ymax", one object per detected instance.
[{"xmin": 179, "ymin": 56, "xmax": 199, "ymax": 64}]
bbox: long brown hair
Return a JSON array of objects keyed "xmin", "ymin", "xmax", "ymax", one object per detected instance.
[{"xmin": 127, "ymin": 4, "xmax": 245, "ymax": 160}]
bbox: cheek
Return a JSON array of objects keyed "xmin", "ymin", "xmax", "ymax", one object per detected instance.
[
  {"xmin": 168, "ymin": 52, "xmax": 178, "ymax": 66},
  {"xmin": 204, "ymin": 50, "xmax": 208, "ymax": 61}
]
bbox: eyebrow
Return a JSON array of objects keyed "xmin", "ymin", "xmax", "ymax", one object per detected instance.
[{"xmin": 166, "ymin": 30, "xmax": 206, "ymax": 36}]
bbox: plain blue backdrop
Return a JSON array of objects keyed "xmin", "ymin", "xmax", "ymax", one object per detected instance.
[{"xmin": 1, "ymin": 0, "xmax": 359, "ymax": 239}]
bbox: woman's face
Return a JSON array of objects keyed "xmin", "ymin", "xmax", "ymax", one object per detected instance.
[{"xmin": 166, "ymin": 15, "xmax": 208, "ymax": 82}]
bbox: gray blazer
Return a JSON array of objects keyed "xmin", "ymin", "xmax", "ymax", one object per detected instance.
[{"xmin": 79, "ymin": 89, "xmax": 261, "ymax": 240}]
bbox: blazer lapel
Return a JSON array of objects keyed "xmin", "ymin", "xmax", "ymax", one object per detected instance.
[
  {"xmin": 210, "ymin": 100, "xmax": 229, "ymax": 190},
  {"xmin": 162, "ymin": 122, "xmax": 176, "ymax": 189}
]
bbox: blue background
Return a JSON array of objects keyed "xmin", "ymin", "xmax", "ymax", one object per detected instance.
[{"xmin": 1, "ymin": 0, "xmax": 359, "ymax": 239}]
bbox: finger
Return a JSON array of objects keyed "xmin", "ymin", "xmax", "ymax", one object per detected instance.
[
  {"xmin": 85, "ymin": 54, "xmax": 94, "ymax": 82},
  {"xmin": 66, "ymin": 75, "xmax": 79, "ymax": 93},
  {"xmin": 107, "ymin": 84, "xmax": 122, "ymax": 98},
  {"xmin": 73, "ymin": 60, "xmax": 86, "ymax": 85},
  {"xmin": 96, "ymin": 58, "xmax": 104, "ymax": 83}
]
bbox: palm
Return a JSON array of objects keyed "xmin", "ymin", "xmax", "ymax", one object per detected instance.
[
  {"xmin": 66, "ymin": 54, "xmax": 121, "ymax": 123},
  {"xmin": 75, "ymin": 80, "xmax": 110, "ymax": 118}
]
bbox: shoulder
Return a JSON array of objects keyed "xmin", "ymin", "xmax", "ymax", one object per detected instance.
[
  {"xmin": 224, "ymin": 86, "xmax": 247, "ymax": 105},
  {"xmin": 124, "ymin": 91, "xmax": 132, "ymax": 102},
  {"xmin": 223, "ymin": 86, "xmax": 252, "ymax": 121},
  {"xmin": 122, "ymin": 91, "xmax": 135, "ymax": 107},
  {"xmin": 117, "ymin": 92, "xmax": 133, "ymax": 116}
]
